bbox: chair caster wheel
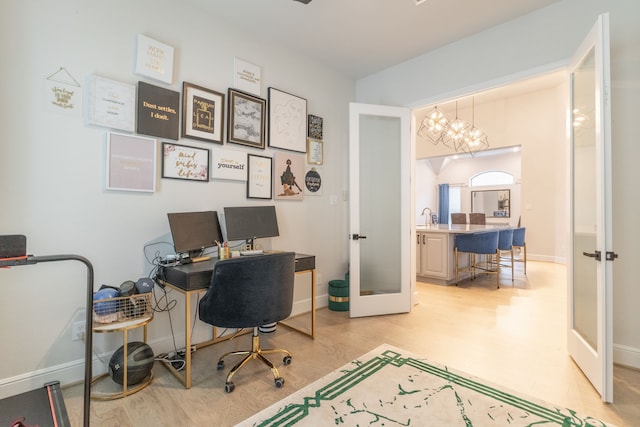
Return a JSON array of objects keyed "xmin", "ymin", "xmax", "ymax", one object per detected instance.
[
  {"xmin": 283, "ymin": 355, "xmax": 292, "ymax": 365},
  {"xmin": 225, "ymin": 382, "xmax": 235, "ymax": 393},
  {"xmin": 217, "ymin": 360, "xmax": 224, "ymax": 370},
  {"xmin": 274, "ymin": 377, "xmax": 285, "ymax": 388}
]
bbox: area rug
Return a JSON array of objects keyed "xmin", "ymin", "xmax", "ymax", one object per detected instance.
[{"xmin": 237, "ymin": 344, "xmax": 615, "ymax": 427}]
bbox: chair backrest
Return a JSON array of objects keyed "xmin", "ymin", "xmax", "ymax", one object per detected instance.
[
  {"xmin": 198, "ymin": 252, "xmax": 296, "ymax": 329},
  {"xmin": 498, "ymin": 228, "xmax": 514, "ymax": 250},
  {"xmin": 512, "ymin": 227, "xmax": 526, "ymax": 247},
  {"xmin": 450, "ymin": 213, "xmax": 467, "ymax": 224},
  {"xmin": 469, "ymin": 213, "xmax": 486, "ymax": 225},
  {"xmin": 454, "ymin": 231, "xmax": 499, "ymax": 255}
]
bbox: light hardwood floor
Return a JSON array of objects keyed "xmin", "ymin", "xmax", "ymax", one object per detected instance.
[{"xmin": 62, "ymin": 261, "xmax": 640, "ymax": 426}]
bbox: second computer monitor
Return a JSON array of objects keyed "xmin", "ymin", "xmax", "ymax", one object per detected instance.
[{"xmin": 224, "ymin": 205, "xmax": 279, "ymax": 248}]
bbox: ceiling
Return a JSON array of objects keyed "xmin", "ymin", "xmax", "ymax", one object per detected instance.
[{"xmin": 185, "ymin": 0, "xmax": 562, "ymax": 79}]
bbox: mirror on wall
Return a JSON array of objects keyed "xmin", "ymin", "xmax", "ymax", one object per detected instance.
[{"xmin": 471, "ymin": 189, "xmax": 510, "ymax": 218}]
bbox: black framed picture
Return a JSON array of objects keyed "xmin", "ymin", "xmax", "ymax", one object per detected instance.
[
  {"xmin": 227, "ymin": 88, "xmax": 266, "ymax": 149},
  {"xmin": 181, "ymin": 82, "xmax": 224, "ymax": 144}
]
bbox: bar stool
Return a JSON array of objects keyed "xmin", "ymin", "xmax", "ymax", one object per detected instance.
[
  {"xmin": 512, "ymin": 227, "xmax": 527, "ymax": 274},
  {"xmin": 498, "ymin": 228, "xmax": 514, "ymax": 283},
  {"xmin": 451, "ymin": 213, "xmax": 467, "ymax": 224},
  {"xmin": 454, "ymin": 230, "xmax": 500, "ymax": 288},
  {"xmin": 469, "ymin": 213, "xmax": 486, "ymax": 225}
]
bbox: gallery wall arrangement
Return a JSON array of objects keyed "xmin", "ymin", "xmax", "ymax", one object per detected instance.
[{"xmin": 57, "ymin": 34, "xmax": 326, "ymax": 201}]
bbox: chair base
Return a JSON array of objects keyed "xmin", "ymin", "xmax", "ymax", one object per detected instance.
[{"xmin": 217, "ymin": 327, "xmax": 292, "ymax": 393}]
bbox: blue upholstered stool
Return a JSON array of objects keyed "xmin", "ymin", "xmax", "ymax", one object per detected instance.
[
  {"xmin": 454, "ymin": 230, "xmax": 500, "ymax": 288},
  {"xmin": 512, "ymin": 227, "xmax": 527, "ymax": 274}
]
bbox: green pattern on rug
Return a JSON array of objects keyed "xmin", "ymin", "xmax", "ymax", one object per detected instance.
[{"xmin": 239, "ymin": 344, "xmax": 615, "ymax": 427}]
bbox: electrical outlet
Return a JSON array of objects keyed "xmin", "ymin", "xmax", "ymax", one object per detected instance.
[{"xmin": 72, "ymin": 321, "xmax": 85, "ymax": 341}]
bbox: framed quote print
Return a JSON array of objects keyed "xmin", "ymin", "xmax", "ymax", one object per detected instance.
[
  {"xmin": 106, "ymin": 132, "xmax": 156, "ymax": 192},
  {"xmin": 182, "ymin": 82, "xmax": 224, "ymax": 144},
  {"xmin": 247, "ymin": 154, "xmax": 273, "ymax": 199},
  {"xmin": 162, "ymin": 142, "xmax": 210, "ymax": 182}
]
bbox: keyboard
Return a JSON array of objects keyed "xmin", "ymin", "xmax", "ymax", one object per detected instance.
[{"xmin": 240, "ymin": 249, "xmax": 264, "ymax": 256}]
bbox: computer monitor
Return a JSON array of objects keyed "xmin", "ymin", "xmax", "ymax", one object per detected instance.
[
  {"xmin": 167, "ymin": 211, "xmax": 223, "ymax": 259},
  {"xmin": 223, "ymin": 205, "xmax": 279, "ymax": 249}
]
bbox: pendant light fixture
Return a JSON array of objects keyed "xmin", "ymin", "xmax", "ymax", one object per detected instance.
[
  {"xmin": 461, "ymin": 97, "xmax": 489, "ymax": 156},
  {"xmin": 417, "ymin": 106, "xmax": 449, "ymax": 145},
  {"xmin": 442, "ymin": 101, "xmax": 470, "ymax": 151}
]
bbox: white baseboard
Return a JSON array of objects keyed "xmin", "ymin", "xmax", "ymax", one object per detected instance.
[{"xmin": 614, "ymin": 343, "xmax": 640, "ymax": 370}]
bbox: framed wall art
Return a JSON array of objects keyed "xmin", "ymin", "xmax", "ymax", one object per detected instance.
[
  {"xmin": 268, "ymin": 87, "xmax": 307, "ymax": 153},
  {"xmin": 274, "ymin": 151, "xmax": 305, "ymax": 201},
  {"xmin": 227, "ymin": 88, "xmax": 266, "ymax": 149},
  {"xmin": 87, "ymin": 75, "xmax": 135, "ymax": 132},
  {"xmin": 106, "ymin": 132, "xmax": 156, "ymax": 192},
  {"xmin": 307, "ymin": 114, "xmax": 323, "ymax": 140},
  {"xmin": 247, "ymin": 154, "xmax": 273, "ymax": 199},
  {"xmin": 307, "ymin": 138, "xmax": 323, "ymax": 165},
  {"xmin": 182, "ymin": 82, "xmax": 224, "ymax": 144},
  {"xmin": 162, "ymin": 142, "xmax": 210, "ymax": 182},
  {"xmin": 137, "ymin": 81, "xmax": 180, "ymax": 140},
  {"xmin": 211, "ymin": 147, "xmax": 247, "ymax": 181},
  {"xmin": 304, "ymin": 166, "xmax": 323, "ymax": 196},
  {"xmin": 135, "ymin": 34, "xmax": 174, "ymax": 84}
]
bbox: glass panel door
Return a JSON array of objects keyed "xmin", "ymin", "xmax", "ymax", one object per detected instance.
[{"xmin": 348, "ymin": 103, "xmax": 412, "ymax": 317}]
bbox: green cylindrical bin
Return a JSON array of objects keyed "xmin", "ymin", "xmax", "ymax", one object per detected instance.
[{"xmin": 328, "ymin": 279, "xmax": 349, "ymax": 311}]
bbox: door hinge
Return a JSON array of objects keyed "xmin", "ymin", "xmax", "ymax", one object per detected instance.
[{"xmin": 605, "ymin": 251, "xmax": 618, "ymax": 261}]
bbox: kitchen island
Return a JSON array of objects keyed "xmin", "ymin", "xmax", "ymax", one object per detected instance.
[{"xmin": 416, "ymin": 224, "xmax": 509, "ymax": 285}]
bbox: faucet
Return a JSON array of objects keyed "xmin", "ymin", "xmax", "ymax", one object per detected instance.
[{"xmin": 421, "ymin": 207, "xmax": 432, "ymax": 226}]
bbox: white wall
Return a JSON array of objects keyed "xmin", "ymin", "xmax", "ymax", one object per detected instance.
[
  {"xmin": 357, "ymin": 0, "xmax": 640, "ymax": 369},
  {"xmin": 0, "ymin": 0, "xmax": 354, "ymax": 396}
]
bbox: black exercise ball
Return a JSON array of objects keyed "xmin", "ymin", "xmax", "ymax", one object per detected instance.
[{"xmin": 108, "ymin": 342, "xmax": 154, "ymax": 386}]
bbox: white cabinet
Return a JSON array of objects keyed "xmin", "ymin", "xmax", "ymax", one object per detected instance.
[{"xmin": 416, "ymin": 231, "xmax": 448, "ymax": 278}]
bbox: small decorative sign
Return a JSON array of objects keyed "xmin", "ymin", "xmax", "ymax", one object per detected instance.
[
  {"xmin": 307, "ymin": 114, "xmax": 323, "ymax": 140},
  {"xmin": 44, "ymin": 67, "xmax": 82, "ymax": 116},
  {"xmin": 234, "ymin": 57, "xmax": 262, "ymax": 96},
  {"xmin": 304, "ymin": 167, "xmax": 323, "ymax": 196},
  {"xmin": 211, "ymin": 147, "xmax": 247, "ymax": 181},
  {"xmin": 135, "ymin": 34, "xmax": 174, "ymax": 84},
  {"xmin": 307, "ymin": 138, "xmax": 323, "ymax": 164},
  {"xmin": 162, "ymin": 142, "xmax": 210, "ymax": 182},
  {"xmin": 137, "ymin": 81, "xmax": 180, "ymax": 140}
]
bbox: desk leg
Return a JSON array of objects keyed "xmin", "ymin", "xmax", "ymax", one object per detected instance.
[
  {"xmin": 184, "ymin": 295, "xmax": 192, "ymax": 389},
  {"xmin": 279, "ymin": 268, "xmax": 316, "ymax": 339},
  {"xmin": 311, "ymin": 269, "xmax": 316, "ymax": 338}
]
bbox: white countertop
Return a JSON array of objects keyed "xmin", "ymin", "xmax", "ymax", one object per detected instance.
[{"xmin": 416, "ymin": 224, "xmax": 510, "ymax": 234}]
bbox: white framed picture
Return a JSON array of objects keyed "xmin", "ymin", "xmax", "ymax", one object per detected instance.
[
  {"xmin": 106, "ymin": 132, "xmax": 156, "ymax": 192},
  {"xmin": 135, "ymin": 34, "xmax": 174, "ymax": 84}
]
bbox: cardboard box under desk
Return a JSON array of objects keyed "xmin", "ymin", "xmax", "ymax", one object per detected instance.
[{"xmin": 161, "ymin": 253, "xmax": 315, "ymax": 292}]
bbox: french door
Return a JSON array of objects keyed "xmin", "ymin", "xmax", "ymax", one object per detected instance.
[
  {"xmin": 568, "ymin": 13, "xmax": 614, "ymax": 402},
  {"xmin": 348, "ymin": 103, "xmax": 412, "ymax": 317}
]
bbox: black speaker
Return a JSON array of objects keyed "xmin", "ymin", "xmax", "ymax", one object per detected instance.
[
  {"xmin": 0, "ymin": 235, "xmax": 26, "ymax": 258},
  {"xmin": 135, "ymin": 278, "xmax": 154, "ymax": 294}
]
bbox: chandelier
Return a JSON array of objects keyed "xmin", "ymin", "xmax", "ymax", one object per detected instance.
[{"xmin": 417, "ymin": 98, "xmax": 489, "ymax": 156}]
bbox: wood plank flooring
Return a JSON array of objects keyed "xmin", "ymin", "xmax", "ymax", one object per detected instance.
[{"xmin": 62, "ymin": 261, "xmax": 640, "ymax": 426}]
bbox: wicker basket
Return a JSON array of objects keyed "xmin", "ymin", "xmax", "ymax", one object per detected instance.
[{"xmin": 92, "ymin": 293, "xmax": 153, "ymax": 325}]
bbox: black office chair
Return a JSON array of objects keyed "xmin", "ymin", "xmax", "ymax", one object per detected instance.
[{"xmin": 198, "ymin": 252, "xmax": 296, "ymax": 393}]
